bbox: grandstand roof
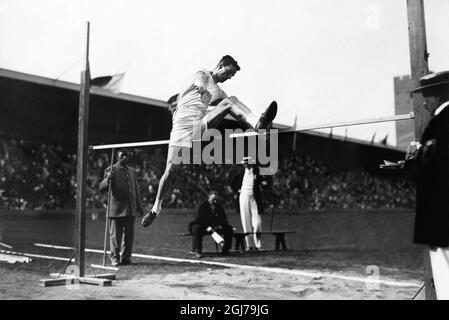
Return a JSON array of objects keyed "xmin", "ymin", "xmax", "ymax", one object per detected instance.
[
  {"xmin": 301, "ymin": 129, "xmax": 403, "ymax": 152},
  {"xmin": 0, "ymin": 68, "xmax": 169, "ymax": 109},
  {"xmin": 0, "ymin": 68, "xmax": 402, "ymax": 152}
]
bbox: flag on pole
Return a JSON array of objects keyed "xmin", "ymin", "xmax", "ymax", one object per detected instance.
[
  {"xmin": 292, "ymin": 114, "xmax": 298, "ymax": 152},
  {"xmin": 91, "ymin": 73, "xmax": 125, "ymax": 94}
]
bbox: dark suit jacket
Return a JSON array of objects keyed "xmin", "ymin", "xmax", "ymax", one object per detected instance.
[
  {"xmin": 99, "ymin": 164, "xmax": 143, "ymax": 218},
  {"xmin": 413, "ymin": 102, "xmax": 449, "ymax": 247},
  {"xmin": 190, "ymin": 201, "xmax": 230, "ymax": 229}
]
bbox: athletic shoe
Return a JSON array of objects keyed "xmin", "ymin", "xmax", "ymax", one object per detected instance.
[
  {"xmin": 141, "ymin": 211, "xmax": 157, "ymax": 227},
  {"xmin": 189, "ymin": 251, "xmax": 202, "ymax": 258},
  {"xmin": 255, "ymin": 101, "xmax": 278, "ymax": 130},
  {"xmin": 111, "ymin": 260, "xmax": 119, "ymax": 267}
]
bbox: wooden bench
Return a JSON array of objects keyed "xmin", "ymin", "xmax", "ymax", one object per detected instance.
[
  {"xmin": 233, "ymin": 231, "xmax": 296, "ymax": 251},
  {"xmin": 178, "ymin": 230, "xmax": 296, "ymax": 253},
  {"xmin": 177, "ymin": 232, "xmax": 221, "ymax": 252}
]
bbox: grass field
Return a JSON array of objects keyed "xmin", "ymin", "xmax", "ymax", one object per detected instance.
[{"xmin": 0, "ymin": 208, "xmax": 424, "ymax": 299}]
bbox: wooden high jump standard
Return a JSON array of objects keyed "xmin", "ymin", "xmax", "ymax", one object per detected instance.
[
  {"xmin": 75, "ymin": 21, "xmax": 91, "ymax": 280},
  {"xmin": 406, "ymin": 0, "xmax": 434, "ymax": 300},
  {"xmin": 39, "ymin": 22, "xmax": 115, "ymax": 287}
]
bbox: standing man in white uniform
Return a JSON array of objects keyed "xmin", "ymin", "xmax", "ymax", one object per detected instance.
[
  {"xmin": 141, "ymin": 55, "xmax": 277, "ymax": 227},
  {"xmin": 239, "ymin": 156, "xmax": 263, "ymax": 251}
]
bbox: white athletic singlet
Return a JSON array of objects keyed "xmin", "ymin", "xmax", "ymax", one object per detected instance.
[
  {"xmin": 169, "ymin": 69, "xmax": 227, "ymax": 148},
  {"xmin": 177, "ymin": 69, "xmax": 227, "ymax": 114}
]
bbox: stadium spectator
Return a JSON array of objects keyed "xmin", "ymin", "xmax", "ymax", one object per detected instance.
[{"xmin": 0, "ymin": 137, "xmax": 416, "ymax": 212}]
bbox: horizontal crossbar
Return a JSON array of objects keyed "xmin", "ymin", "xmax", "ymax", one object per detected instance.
[
  {"xmin": 230, "ymin": 112, "xmax": 415, "ymax": 138},
  {"xmin": 88, "ymin": 113, "xmax": 414, "ymax": 149},
  {"xmin": 90, "ymin": 139, "xmax": 170, "ymax": 150}
]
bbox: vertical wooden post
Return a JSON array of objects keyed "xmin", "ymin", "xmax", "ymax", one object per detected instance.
[
  {"xmin": 406, "ymin": 0, "xmax": 433, "ymax": 300},
  {"xmin": 75, "ymin": 21, "xmax": 91, "ymax": 277},
  {"xmin": 407, "ymin": 0, "xmax": 430, "ymax": 138}
]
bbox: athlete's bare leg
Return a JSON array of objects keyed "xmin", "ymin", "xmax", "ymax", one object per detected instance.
[
  {"xmin": 141, "ymin": 146, "xmax": 185, "ymax": 227},
  {"xmin": 156, "ymin": 98, "xmax": 253, "ymax": 207},
  {"xmin": 205, "ymin": 96, "xmax": 253, "ymax": 128},
  {"xmin": 156, "ymin": 147, "xmax": 183, "ymax": 202},
  {"xmin": 142, "ymin": 98, "xmax": 277, "ymax": 227},
  {"xmin": 206, "ymin": 96, "xmax": 276, "ymax": 130}
]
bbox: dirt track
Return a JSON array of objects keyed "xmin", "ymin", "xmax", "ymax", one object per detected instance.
[
  {"xmin": 0, "ymin": 209, "xmax": 425, "ymax": 300},
  {"xmin": 0, "ymin": 257, "xmax": 422, "ymax": 300}
]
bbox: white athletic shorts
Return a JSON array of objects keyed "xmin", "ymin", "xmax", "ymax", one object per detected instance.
[{"xmin": 169, "ymin": 104, "xmax": 208, "ymax": 148}]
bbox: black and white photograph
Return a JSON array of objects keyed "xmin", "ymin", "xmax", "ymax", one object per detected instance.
[{"xmin": 0, "ymin": 0, "xmax": 448, "ymax": 304}]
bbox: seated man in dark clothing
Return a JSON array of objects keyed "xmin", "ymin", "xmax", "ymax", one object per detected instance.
[{"xmin": 188, "ymin": 190, "xmax": 233, "ymax": 258}]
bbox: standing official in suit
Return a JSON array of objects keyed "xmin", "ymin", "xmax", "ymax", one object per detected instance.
[
  {"xmin": 409, "ymin": 71, "xmax": 449, "ymax": 299},
  {"xmin": 99, "ymin": 150, "xmax": 143, "ymax": 266}
]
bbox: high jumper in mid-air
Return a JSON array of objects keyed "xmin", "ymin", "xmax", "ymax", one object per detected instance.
[{"xmin": 141, "ymin": 55, "xmax": 278, "ymax": 228}]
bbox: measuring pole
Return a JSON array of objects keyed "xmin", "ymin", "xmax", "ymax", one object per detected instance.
[{"xmin": 102, "ymin": 149, "xmax": 115, "ymax": 266}]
